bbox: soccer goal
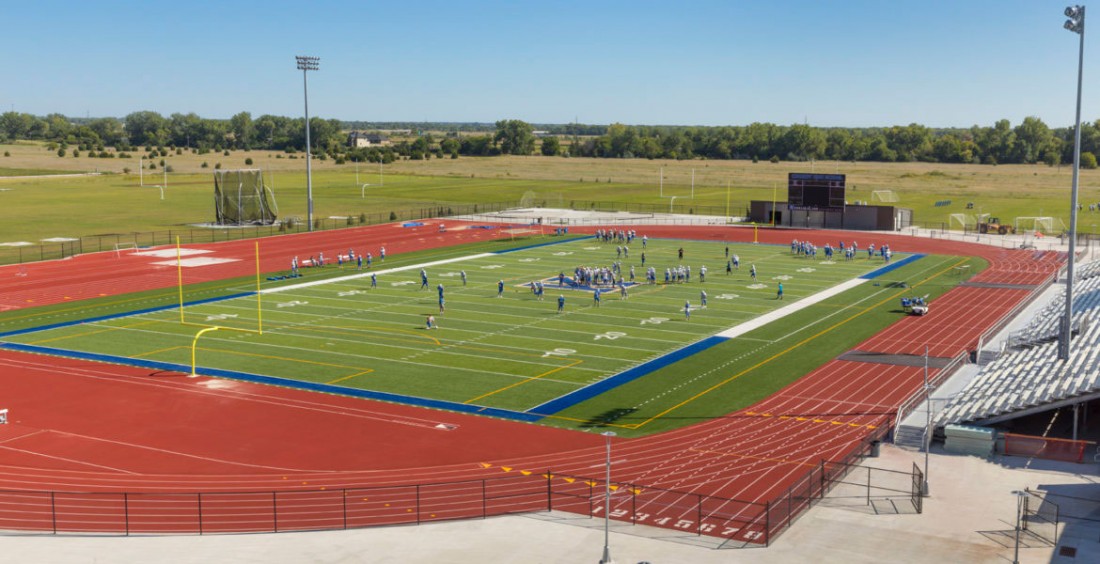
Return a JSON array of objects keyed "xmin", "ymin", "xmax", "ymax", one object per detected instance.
[
  {"xmin": 871, "ymin": 190, "xmax": 900, "ymax": 204},
  {"xmin": 1015, "ymin": 216, "xmax": 1066, "ymax": 235},
  {"xmin": 114, "ymin": 242, "xmax": 139, "ymax": 258},
  {"xmin": 948, "ymin": 213, "xmax": 975, "ymax": 231}
]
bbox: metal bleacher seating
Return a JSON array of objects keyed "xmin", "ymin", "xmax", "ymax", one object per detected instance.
[
  {"xmin": 936, "ymin": 263, "xmax": 1100, "ymax": 426},
  {"xmin": 1006, "ymin": 261, "xmax": 1100, "ymax": 348},
  {"xmin": 937, "ymin": 320, "xmax": 1100, "ymax": 426}
]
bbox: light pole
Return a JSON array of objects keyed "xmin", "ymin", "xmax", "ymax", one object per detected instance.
[
  {"xmin": 1011, "ymin": 490, "xmax": 1028, "ymax": 564},
  {"xmin": 295, "ymin": 55, "xmax": 320, "ymax": 231},
  {"xmin": 1061, "ymin": 5, "xmax": 1085, "ymax": 361},
  {"xmin": 922, "ymin": 345, "xmax": 931, "ymax": 496},
  {"xmin": 600, "ymin": 430, "xmax": 616, "ymax": 564}
]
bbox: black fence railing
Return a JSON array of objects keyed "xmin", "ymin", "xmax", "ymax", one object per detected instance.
[
  {"xmin": 0, "ymin": 201, "xmax": 520, "ymax": 266},
  {"xmin": 0, "ymin": 429, "xmax": 918, "ymax": 547},
  {"xmin": 0, "ymin": 200, "xmax": 754, "ymax": 267}
]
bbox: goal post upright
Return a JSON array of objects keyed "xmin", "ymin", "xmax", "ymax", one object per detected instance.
[
  {"xmin": 255, "ymin": 240, "xmax": 263, "ymax": 334},
  {"xmin": 176, "ymin": 236, "xmax": 263, "ymax": 335},
  {"xmin": 177, "ymin": 236, "xmax": 185, "ymax": 324},
  {"xmin": 190, "ymin": 326, "xmax": 221, "ymax": 376}
]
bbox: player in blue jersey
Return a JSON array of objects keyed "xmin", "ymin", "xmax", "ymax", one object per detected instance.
[
  {"xmin": 558, "ymin": 294, "xmax": 565, "ymax": 313},
  {"xmin": 497, "ymin": 279, "xmax": 504, "ymax": 297}
]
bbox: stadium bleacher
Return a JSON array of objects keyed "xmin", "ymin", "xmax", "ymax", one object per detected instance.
[
  {"xmin": 1005, "ymin": 261, "xmax": 1100, "ymax": 348},
  {"xmin": 936, "ymin": 261, "xmax": 1100, "ymax": 427}
]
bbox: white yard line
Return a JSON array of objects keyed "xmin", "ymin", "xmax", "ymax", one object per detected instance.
[
  {"xmin": 261, "ymin": 253, "xmax": 498, "ymax": 294},
  {"xmin": 714, "ymin": 278, "xmax": 869, "ymax": 339}
]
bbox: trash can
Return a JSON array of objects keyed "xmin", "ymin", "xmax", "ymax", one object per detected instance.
[{"xmin": 870, "ymin": 440, "xmax": 881, "ymax": 457}]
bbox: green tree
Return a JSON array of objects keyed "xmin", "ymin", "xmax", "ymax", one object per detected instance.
[
  {"xmin": 779, "ymin": 124, "xmax": 827, "ymax": 160},
  {"xmin": 0, "ymin": 112, "xmax": 35, "ymax": 139},
  {"xmin": 123, "ymin": 111, "xmax": 169, "ymax": 146},
  {"xmin": 541, "ymin": 136, "xmax": 560, "ymax": 156},
  {"xmin": 229, "ymin": 111, "xmax": 255, "ymax": 149},
  {"xmin": 1081, "ymin": 151, "xmax": 1097, "ymax": 169},
  {"xmin": 1012, "ymin": 116, "xmax": 1053, "ymax": 163},
  {"xmin": 494, "ymin": 119, "xmax": 535, "ymax": 155},
  {"xmin": 885, "ymin": 123, "xmax": 931, "ymax": 161}
]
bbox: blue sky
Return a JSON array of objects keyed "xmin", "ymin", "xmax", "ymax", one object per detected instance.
[{"xmin": 2, "ymin": 0, "xmax": 1093, "ymax": 128}]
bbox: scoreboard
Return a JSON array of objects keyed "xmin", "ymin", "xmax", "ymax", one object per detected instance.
[{"xmin": 787, "ymin": 173, "xmax": 846, "ymax": 210}]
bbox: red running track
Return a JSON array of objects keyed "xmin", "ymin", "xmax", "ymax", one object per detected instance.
[
  {"xmin": 0, "ymin": 222, "xmax": 1063, "ymax": 543},
  {"xmin": 0, "ymin": 219, "xmax": 521, "ymax": 312}
]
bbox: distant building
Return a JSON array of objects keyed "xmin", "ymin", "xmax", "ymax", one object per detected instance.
[
  {"xmin": 347, "ymin": 131, "xmax": 390, "ymax": 148},
  {"xmin": 533, "ymin": 130, "xmax": 552, "ymax": 138}
]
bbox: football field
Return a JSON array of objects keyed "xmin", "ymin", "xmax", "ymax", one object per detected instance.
[{"xmin": 3, "ymin": 236, "xmax": 957, "ymax": 434}]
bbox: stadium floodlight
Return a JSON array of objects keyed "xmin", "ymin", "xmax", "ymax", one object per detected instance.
[
  {"xmin": 1060, "ymin": 6, "xmax": 1085, "ymax": 361},
  {"xmin": 600, "ymin": 431, "xmax": 616, "ymax": 564},
  {"xmin": 295, "ymin": 56, "xmax": 320, "ymax": 231}
]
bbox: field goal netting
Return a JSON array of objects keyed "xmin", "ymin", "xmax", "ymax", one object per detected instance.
[
  {"xmin": 871, "ymin": 190, "xmax": 900, "ymax": 203},
  {"xmin": 214, "ymin": 169, "xmax": 278, "ymax": 225},
  {"xmin": 518, "ymin": 191, "xmax": 565, "ymax": 209},
  {"xmin": 114, "ymin": 242, "xmax": 139, "ymax": 258},
  {"xmin": 1015, "ymin": 216, "xmax": 1066, "ymax": 235}
]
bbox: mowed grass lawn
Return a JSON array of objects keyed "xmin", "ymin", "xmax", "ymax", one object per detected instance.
[
  {"xmin": 4, "ymin": 140, "xmax": 1100, "ymax": 248},
  {"xmin": 3, "ymin": 237, "xmax": 983, "ymax": 436}
]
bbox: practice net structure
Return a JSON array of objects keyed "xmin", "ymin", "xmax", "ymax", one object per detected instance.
[{"xmin": 214, "ymin": 169, "xmax": 278, "ymax": 225}]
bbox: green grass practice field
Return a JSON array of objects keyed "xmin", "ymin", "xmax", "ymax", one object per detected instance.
[
  {"xmin": 3, "ymin": 236, "xmax": 983, "ymax": 436},
  {"xmin": 3, "ymin": 140, "xmax": 1100, "ymax": 250}
]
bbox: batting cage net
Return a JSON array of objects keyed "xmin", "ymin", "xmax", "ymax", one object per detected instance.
[{"xmin": 214, "ymin": 169, "xmax": 278, "ymax": 225}]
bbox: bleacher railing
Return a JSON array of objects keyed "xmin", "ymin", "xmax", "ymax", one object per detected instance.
[{"xmin": 0, "ymin": 428, "xmax": 915, "ymax": 547}]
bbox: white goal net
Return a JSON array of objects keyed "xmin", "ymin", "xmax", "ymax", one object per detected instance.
[
  {"xmin": 948, "ymin": 213, "xmax": 974, "ymax": 231},
  {"xmin": 871, "ymin": 190, "xmax": 900, "ymax": 203},
  {"xmin": 1015, "ymin": 216, "xmax": 1066, "ymax": 235}
]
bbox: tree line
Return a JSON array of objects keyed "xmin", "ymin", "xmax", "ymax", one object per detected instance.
[{"xmin": 2, "ymin": 110, "xmax": 1099, "ymax": 167}]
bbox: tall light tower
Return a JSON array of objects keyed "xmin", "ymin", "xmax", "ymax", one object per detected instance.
[
  {"xmin": 1060, "ymin": 6, "xmax": 1085, "ymax": 361},
  {"xmin": 295, "ymin": 55, "xmax": 320, "ymax": 231},
  {"xmin": 600, "ymin": 430, "xmax": 616, "ymax": 564}
]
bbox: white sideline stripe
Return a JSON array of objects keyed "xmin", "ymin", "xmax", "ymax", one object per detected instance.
[
  {"xmin": 261, "ymin": 253, "xmax": 498, "ymax": 294},
  {"xmin": 715, "ymin": 278, "xmax": 869, "ymax": 340}
]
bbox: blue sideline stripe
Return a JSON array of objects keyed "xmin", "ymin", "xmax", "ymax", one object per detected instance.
[
  {"xmin": 528, "ymin": 335, "xmax": 730, "ymax": 416},
  {"xmin": 0, "ymin": 292, "xmax": 256, "ymax": 339},
  {"xmin": 860, "ymin": 254, "xmax": 925, "ymax": 279},
  {"xmin": 492, "ymin": 235, "xmax": 588, "ymax": 254},
  {"xmin": 0, "ymin": 342, "xmax": 542, "ymax": 423}
]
